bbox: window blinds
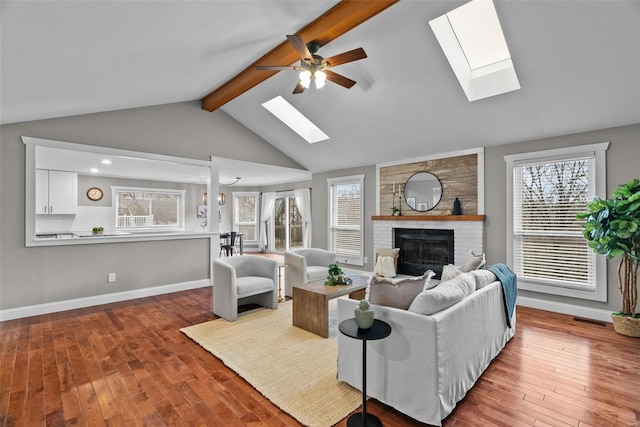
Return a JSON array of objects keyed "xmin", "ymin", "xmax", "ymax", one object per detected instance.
[
  {"xmin": 512, "ymin": 154, "xmax": 596, "ymax": 289},
  {"xmin": 329, "ymin": 177, "xmax": 363, "ymax": 264}
]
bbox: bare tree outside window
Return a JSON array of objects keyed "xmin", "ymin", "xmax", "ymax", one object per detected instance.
[
  {"xmin": 516, "ymin": 159, "xmax": 591, "ymax": 285},
  {"xmin": 115, "ymin": 189, "xmax": 183, "ymax": 229},
  {"xmin": 235, "ymin": 194, "xmax": 258, "ymax": 241},
  {"xmin": 275, "ymin": 196, "xmax": 302, "ymax": 251}
]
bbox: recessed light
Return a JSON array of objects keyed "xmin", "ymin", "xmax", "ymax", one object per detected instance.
[
  {"xmin": 262, "ymin": 96, "xmax": 329, "ymax": 144},
  {"xmin": 101, "ymin": 159, "xmax": 111, "ymax": 165},
  {"xmin": 90, "ymin": 168, "xmax": 99, "ymax": 173}
]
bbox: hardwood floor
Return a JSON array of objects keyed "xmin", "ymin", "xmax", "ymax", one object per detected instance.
[{"xmin": 1, "ymin": 287, "xmax": 639, "ymax": 427}]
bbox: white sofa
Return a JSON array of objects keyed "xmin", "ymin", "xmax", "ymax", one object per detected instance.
[{"xmin": 337, "ymin": 275, "xmax": 515, "ymax": 426}]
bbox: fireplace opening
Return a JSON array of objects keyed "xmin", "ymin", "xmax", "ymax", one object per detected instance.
[{"xmin": 394, "ymin": 228, "xmax": 454, "ymax": 279}]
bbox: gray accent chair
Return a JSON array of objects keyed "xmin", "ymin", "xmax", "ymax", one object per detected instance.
[
  {"xmin": 213, "ymin": 255, "xmax": 279, "ymax": 321},
  {"xmin": 284, "ymin": 248, "xmax": 337, "ymax": 297}
]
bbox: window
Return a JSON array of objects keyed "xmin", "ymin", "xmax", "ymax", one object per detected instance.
[
  {"xmin": 113, "ymin": 186, "xmax": 185, "ymax": 231},
  {"xmin": 274, "ymin": 193, "xmax": 303, "ymax": 252},
  {"xmin": 328, "ymin": 175, "xmax": 364, "ymax": 266},
  {"xmin": 234, "ymin": 192, "xmax": 259, "ymax": 243},
  {"xmin": 505, "ymin": 143, "xmax": 608, "ymax": 301}
]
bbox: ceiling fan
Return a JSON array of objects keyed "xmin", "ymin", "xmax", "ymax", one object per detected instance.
[{"xmin": 256, "ymin": 35, "xmax": 367, "ymax": 94}]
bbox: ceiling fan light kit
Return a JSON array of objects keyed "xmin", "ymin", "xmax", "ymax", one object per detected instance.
[{"xmin": 257, "ymin": 35, "xmax": 366, "ymax": 94}]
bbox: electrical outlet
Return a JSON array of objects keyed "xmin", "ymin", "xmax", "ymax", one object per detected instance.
[
  {"xmin": 364, "ymin": 257, "xmax": 368, "ymax": 264},
  {"xmin": 108, "ymin": 273, "xmax": 116, "ymax": 283}
]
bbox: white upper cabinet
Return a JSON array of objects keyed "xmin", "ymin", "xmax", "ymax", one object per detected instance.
[{"xmin": 35, "ymin": 169, "xmax": 77, "ymax": 214}]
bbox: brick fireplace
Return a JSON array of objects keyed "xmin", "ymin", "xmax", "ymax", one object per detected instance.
[{"xmin": 373, "ymin": 215, "xmax": 485, "ymax": 276}]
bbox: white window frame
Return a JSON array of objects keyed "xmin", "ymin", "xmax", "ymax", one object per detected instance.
[
  {"xmin": 505, "ymin": 142, "xmax": 609, "ymax": 301},
  {"xmin": 327, "ymin": 174, "xmax": 365, "ymax": 266},
  {"xmin": 112, "ymin": 186, "xmax": 186, "ymax": 232},
  {"xmin": 272, "ymin": 191, "xmax": 303, "ymax": 253},
  {"xmin": 233, "ymin": 192, "xmax": 260, "ymax": 244}
]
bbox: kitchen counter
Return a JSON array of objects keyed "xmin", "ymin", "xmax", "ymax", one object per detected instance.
[{"xmin": 31, "ymin": 230, "xmax": 217, "ymax": 246}]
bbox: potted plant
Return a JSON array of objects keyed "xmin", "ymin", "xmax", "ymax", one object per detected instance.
[
  {"xmin": 324, "ymin": 263, "xmax": 352, "ymax": 286},
  {"xmin": 390, "ymin": 206, "xmax": 400, "ymax": 216},
  {"xmin": 578, "ymin": 179, "xmax": 640, "ymax": 337},
  {"xmin": 92, "ymin": 226, "xmax": 104, "ymax": 235}
]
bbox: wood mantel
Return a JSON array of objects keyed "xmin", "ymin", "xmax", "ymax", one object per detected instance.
[{"xmin": 372, "ymin": 215, "xmax": 486, "ymax": 221}]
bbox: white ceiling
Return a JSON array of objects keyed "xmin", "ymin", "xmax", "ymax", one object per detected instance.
[{"xmin": 2, "ymin": 1, "xmax": 639, "ymax": 182}]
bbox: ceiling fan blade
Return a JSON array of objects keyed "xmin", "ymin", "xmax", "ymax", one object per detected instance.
[
  {"xmin": 324, "ymin": 70, "xmax": 356, "ymax": 89},
  {"xmin": 322, "ymin": 48, "xmax": 367, "ymax": 68},
  {"xmin": 286, "ymin": 35, "xmax": 313, "ymax": 61},
  {"xmin": 256, "ymin": 65, "xmax": 299, "ymax": 71},
  {"xmin": 293, "ymin": 81, "xmax": 306, "ymax": 94}
]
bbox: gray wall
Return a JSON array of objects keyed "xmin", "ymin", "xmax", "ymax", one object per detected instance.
[
  {"xmin": 311, "ymin": 165, "xmax": 377, "ymax": 272},
  {"xmin": 485, "ymin": 123, "xmax": 640, "ymax": 313},
  {"xmin": 0, "ymin": 101, "xmax": 303, "ymax": 310},
  {"xmin": 2, "ymin": 97, "xmax": 638, "ymax": 316}
]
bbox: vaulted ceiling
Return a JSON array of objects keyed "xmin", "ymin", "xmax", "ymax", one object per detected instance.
[{"xmin": 2, "ymin": 1, "xmax": 639, "ymax": 180}]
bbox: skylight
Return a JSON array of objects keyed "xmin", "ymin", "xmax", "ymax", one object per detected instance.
[
  {"xmin": 262, "ymin": 96, "xmax": 329, "ymax": 144},
  {"xmin": 429, "ymin": 0, "xmax": 520, "ymax": 102}
]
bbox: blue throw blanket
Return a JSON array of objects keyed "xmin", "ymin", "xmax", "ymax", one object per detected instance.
[{"xmin": 487, "ymin": 263, "xmax": 517, "ymax": 328}]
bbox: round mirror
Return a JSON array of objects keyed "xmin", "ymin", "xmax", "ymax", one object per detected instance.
[{"xmin": 404, "ymin": 172, "xmax": 442, "ymax": 212}]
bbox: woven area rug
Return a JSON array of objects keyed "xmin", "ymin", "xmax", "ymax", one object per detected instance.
[{"xmin": 180, "ymin": 300, "xmax": 362, "ymax": 427}]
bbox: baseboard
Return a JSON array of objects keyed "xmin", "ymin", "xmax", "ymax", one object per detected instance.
[
  {"xmin": 517, "ymin": 296, "xmax": 613, "ymax": 323},
  {"xmin": 0, "ymin": 279, "xmax": 211, "ymax": 322}
]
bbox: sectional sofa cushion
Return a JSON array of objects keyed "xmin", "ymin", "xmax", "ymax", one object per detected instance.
[
  {"xmin": 462, "ymin": 250, "xmax": 486, "ymax": 272},
  {"xmin": 470, "ymin": 269, "xmax": 497, "ymax": 289},
  {"xmin": 369, "ymin": 270, "xmax": 436, "ymax": 309},
  {"xmin": 441, "ymin": 264, "xmax": 463, "ymax": 281},
  {"xmin": 408, "ymin": 272, "xmax": 476, "ymax": 315}
]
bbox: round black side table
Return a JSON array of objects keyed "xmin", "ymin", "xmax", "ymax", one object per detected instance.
[{"xmin": 339, "ymin": 318, "xmax": 392, "ymax": 427}]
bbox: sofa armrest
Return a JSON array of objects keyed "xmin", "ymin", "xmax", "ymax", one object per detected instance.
[
  {"xmin": 427, "ymin": 282, "xmax": 515, "ymax": 420},
  {"xmin": 213, "ymin": 259, "xmax": 238, "ymax": 320},
  {"xmin": 284, "ymin": 251, "xmax": 307, "ymax": 297}
]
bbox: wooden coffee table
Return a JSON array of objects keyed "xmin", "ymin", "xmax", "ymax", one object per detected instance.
[{"xmin": 293, "ymin": 274, "xmax": 370, "ymax": 338}]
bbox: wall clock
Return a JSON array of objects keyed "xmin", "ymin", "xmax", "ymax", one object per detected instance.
[{"xmin": 87, "ymin": 187, "xmax": 103, "ymax": 201}]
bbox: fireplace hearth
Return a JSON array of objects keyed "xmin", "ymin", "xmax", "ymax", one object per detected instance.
[{"xmin": 394, "ymin": 228, "xmax": 454, "ymax": 279}]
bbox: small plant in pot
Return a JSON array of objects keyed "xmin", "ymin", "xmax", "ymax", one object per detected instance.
[
  {"xmin": 390, "ymin": 206, "xmax": 400, "ymax": 216},
  {"xmin": 324, "ymin": 263, "xmax": 352, "ymax": 286},
  {"xmin": 92, "ymin": 226, "xmax": 104, "ymax": 235},
  {"xmin": 577, "ymin": 179, "xmax": 640, "ymax": 337}
]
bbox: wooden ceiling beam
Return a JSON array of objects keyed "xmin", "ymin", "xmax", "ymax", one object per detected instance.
[{"xmin": 201, "ymin": 0, "xmax": 399, "ymax": 112}]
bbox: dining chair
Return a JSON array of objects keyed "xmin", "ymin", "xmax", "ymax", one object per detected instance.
[{"xmin": 220, "ymin": 231, "xmax": 237, "ymax": 256}]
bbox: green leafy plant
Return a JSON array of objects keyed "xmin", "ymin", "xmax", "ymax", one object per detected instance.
[
  {"xmin": 577, "ymin": 179, "xmax": 640, "ymax": 318},
  {"xmin": 324, "ymin": 263, "xmax": 352, "ymax": 286},
  {"xmin": 92, "ymin": 226, "xmax": 104, "ymax": 233},
  {"xmin": 390, "ymin": 206, "xmax": 400, "ymax": 215}
]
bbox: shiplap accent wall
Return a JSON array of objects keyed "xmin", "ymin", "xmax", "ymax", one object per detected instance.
[{"xmin": 379, "ymin": 153, "xmax": 478, "ymax": 216}]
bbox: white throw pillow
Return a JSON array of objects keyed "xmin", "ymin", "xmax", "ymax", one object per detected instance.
[
  {"xmin": 377, "ymin": 248, "xmax": 400, "ymax": 257},
  {"xmin": 470, "ymin": 269, "xmax": 497, "ymax": 289},
  {"xmin": 441, "ymin": 264, "xmax": 463, "ymax": 281},
  {"xmin": 369, "ymin": 270, "xmax": 435, "ymax": 310},
  {"xmin": 461, "ymin": 250, "xmax": 486, "ymax": 272},
  {"xmin": 408, "ymin": 273, "xmax": 476, "ymax": 315}
]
